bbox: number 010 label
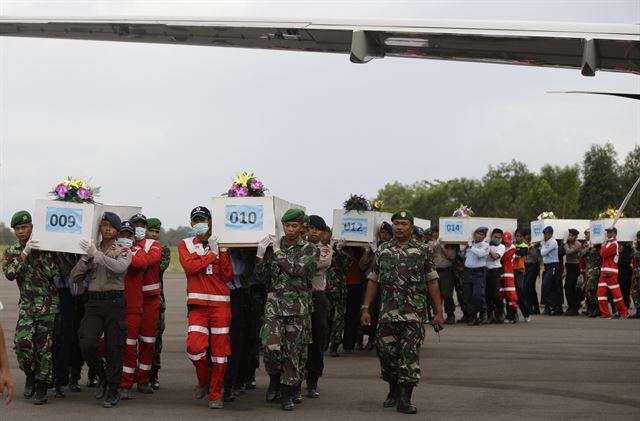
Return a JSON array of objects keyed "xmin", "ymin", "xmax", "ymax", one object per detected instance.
[
  {"xmin": 45, "ymin": 207, "xmax": 83, "ymax": 234},
  {"xmin": 225, "ymin": 204, "xmax": 264, "ymax": 231}
]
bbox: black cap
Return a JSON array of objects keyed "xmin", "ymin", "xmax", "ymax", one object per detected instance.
[
  {"xmin": 542, "ymin": 226, "xmax": 554, "ymax": 234},
  {"xmin": 190, "ymin": 206, "xmax": 211, "ymax": 221},
  {"xmin": 380, "ymin": 221, "xmax": 393, "ymax": 235},
  {"xmin": 430, "ymin": 224, "xmax": 439, "ymax": 232},
  {"xmin": 308, "ymin": 215, "xmax": 327, "ymax": 231},
  {"xmin": 130, "ymin": 213, "xmax": 147, "ymax": 225},
  {"xmin": 522, "ymin": 228, "xmax": 531, "ymax": 236},
  {"xmin": 120, "ymin": 220, "xmax": 135, "ymax": 234},
  {"xmin": 605, "ymin": 227, "xmax": 617, "ymax": 233},
  {"xmin": 102, "ymin": 212, "xmax": 122, "ymax": 231},
  {"xmin": 413, "ymin": 226, "xmax": 425, "ymax": 237},
  {"xmin": 568, "ymin": 228, "xmax": 579, "ymax": 236}
]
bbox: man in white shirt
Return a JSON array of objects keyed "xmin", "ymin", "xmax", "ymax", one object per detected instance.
[
  {"xmin": 486, "ymin": 229, "xmax": 506, "ymax": 324},
  {"xmin": 463, "ymin": 227, "xmax": 490, "ymax": 325}
]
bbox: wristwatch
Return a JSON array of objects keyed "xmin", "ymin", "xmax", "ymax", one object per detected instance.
[{"xmin": 360, "ymin": 304, "xmax": 369, "ymax": 311}]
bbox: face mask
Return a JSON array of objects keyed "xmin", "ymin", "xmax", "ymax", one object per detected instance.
[
  {"xmin": 117, "ymin": 238, "xmax": 133, "ymax": 248},
  {"xmin": 193, "ymin": 223, "xmax": 209, "ymax": 236},
  {"xmin": 135, "ymin": 227, "xmax": 146, "ymax": 240}
]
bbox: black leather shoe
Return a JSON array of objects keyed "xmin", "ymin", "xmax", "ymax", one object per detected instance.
[
  {"xmin": 137, "ymin": 383, "xmax": 154, "ymax": 394},
  {"xmin": 245, "ymin": 376, "xmax": 257, "ymax": 390},
  {"xmin": 103, "ymin": 386, "xmax": 120, "ymax": 408},
  {"xmin": 223, "ymin": 387, "xmax": 236, "ymax": 402},
  {"xmin": 150, "ymin": 368, "xmax": 160, "ymax": 390},
  {"xmin": 292, "ymin": 385, "xmax": 303, "ymax": 404},
  {"xmin": 266, "ymin": 374, "xmax": 281, "ymax": 403},
  {"xmin": 280, "ymin": 385, "xmax": 294, "ymax": 411},
  {"xmin": 33, "ymin": 382, "xmax": 48, "ymax": 405},
  {"xmin": 383, "ymin": 382, "xmax": 399, "ymax": 408},
  {"xmin": 445, "ymin": 315, "xmax": 456, "ymax": 325},
  {"xmin": 396, "ymin": 385, "xmax": 417, "ymax": 414},
  {"xmin": 478, "ymin": 312, "xmax": 490, "ymax": 325},
  {"xmin": 54, "ymin": 384, "xmax": 65, "ymax": 398},
  {"xmin": 306, "ymin": 380, "xmax": 319, "ymax": 398},
  {"xmin": 24, "ymin": 373, "xmax": 36, "ymax": 399},
  {"xmin": 87, "ymin": 371, "xmax": 98, "ymax": 388},
  {"xmin": 69, "ymin": 378, "xmax": 82, "ymax": 392}
]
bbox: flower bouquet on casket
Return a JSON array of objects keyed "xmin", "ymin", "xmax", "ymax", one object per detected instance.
[
  {"xmin": 225, "ymin": 172, "xmax": 267, "ymax": 197},
  {"xmin": 596, "ymin": 208, "xmax": 623, "ymax": 219},
  {"xmin": 537, "ymin": 211, "xmax": 557, "ymax": 220},
  {"xmin": 343, "ymin": 194, "xmax": 383, "ymax": 212},
  {"xmin": 452, "ymin": 204, "xmax": 474, "ymax": 218},
  {"xmin": 50, "ymin": 176, "xmax": 100, "ymax": 203}
]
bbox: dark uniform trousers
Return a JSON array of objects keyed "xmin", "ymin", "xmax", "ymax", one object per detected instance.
[
  {"xmin": 463, "ymin": 268, "xmax": 487, "ymax": 315},
  {"xmin": 78, "ymin": 292, "xmax": 126, "ymax": 387},
  {"xmin": 524, "ymin": 263, "xmax": 540, "ymax": 310},
  {"xmin": 541, "ymin": 263, "xmax": 562, "ymax": 307},
  {"xmin": 53, "ymin": 287, "xmax": 74, "ymax": 386},
  {"xmin": 485, "ymin": 268, "xmax": 504, "ymax": 318},
  {"xmin": 436, "ymin": 267, "xmax": 455, "ymax": 317},
  {"xmin": 564, "ymin": 263, "xmax": 581, "ymax": 311},
  {"xmin": 225, "ymin": 287, "xmax": 251, "ymax": 388},
  {"xmin": 306, "ymin": 291, "xmax": 329, "ymax": 384}
]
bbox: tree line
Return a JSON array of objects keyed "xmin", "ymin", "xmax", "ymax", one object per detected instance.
[{"xmin": 374, "ymin": 143, "xmax": 640, "ymax": 227}]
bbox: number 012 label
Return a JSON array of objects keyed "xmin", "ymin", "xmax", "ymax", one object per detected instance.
[
  {"xmin": 45, "ymin": 207, "xmax": 83, "ymax": 234},
  {"xmin": 225, "ymin": 205, "xmax": 264, "ymax": 231},
  {"xmin": 341, "ymin": 217, "xmax": 368, "ymax": 238}
]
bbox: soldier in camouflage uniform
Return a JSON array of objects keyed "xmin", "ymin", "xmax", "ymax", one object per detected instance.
[
  {"xmin": 255, "ymin": 209, "xmax": 318, "ymax": 411},
  {"xmin": 1, "ymin": 210, "xmax": 60, "ymax": 405},
  {"xmin": 146, "ymin": 218, "xmax": 171, "ymax": 390},
  {"xmin": 362, "ymin": 210, "xmax": 444, "ymax": 415},
  {"xmin": 631, "ymin": 231, "xmax": 640, "ymax": 318},
  {"xmin": 326, "ymin": 238, "xmax": 352, "ymax": 357},
  {"xmin": 580, "ymin": 229, "xmax": 602, "ymax": 317}
]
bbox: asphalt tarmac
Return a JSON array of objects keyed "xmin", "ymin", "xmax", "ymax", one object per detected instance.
[{"xmin": 0, "ymin": 273, "xmax": 639, "ymax": 420}]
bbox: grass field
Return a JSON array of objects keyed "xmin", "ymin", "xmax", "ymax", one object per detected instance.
[{"xmin": 0, "ymin": 244, "xmax": 185, "ymax": 273}]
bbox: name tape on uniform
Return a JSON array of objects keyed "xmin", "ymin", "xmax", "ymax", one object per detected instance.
[
  {"xmin": 45, "ymin": 206, "xmax": 83, "ymax": 234},
  {"xmin": 225, "ymin": 204, "xmax": 264, "ymax": 231}
]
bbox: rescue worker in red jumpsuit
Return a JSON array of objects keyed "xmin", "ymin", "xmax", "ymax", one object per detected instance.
[
  {"xmin": 597, "ymin": 227, "xmax": 629, "ymax": 319},
  {"xmin": 130, "ymin": 213, "xmax": 162, "ymax": 393},
  {"xmin": 500, "ymin": 232, "xmax": 520, "ymax": 323},
  {"xmin": 178, "ymin": 206, "xmax": 233, "ymax": 409},
  {"xmin": 116, "ymin": 220, "xmax": 148, "ymax": 400}
]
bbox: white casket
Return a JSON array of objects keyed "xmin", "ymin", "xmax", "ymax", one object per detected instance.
[
  {"xmin": 332, "ymin": 210, "xmax": 431, "ymax": 245},
  {"xmin": 530, "ymin": 219, "xmax": 590, "ymax": 243},
  {"xmin": 589, "ymin": 218, "xmax": 640, "ymax": 244},
  {"xmin": 211, "ymin": 196, "xmax": 305, "ymax": 247},
  {"xmin": 438, "ymin": 217, "xmax": 518, "ymax": 243},
  {"xmin": 414, "ymin": 218, "xmax": 432, "ymax": 231},
  {"xmin": 31, "ymin": 200, "xmax": 142, "ymax": 254}
]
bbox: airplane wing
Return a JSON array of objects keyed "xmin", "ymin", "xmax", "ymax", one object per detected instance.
[{"xmin": 0, "ymin": 17, "xmax": 638, "ymax": 76}]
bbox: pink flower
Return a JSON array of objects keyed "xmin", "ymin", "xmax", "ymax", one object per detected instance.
[
  {"xmin": 55, "ymin": 183, "xmax": 69, "ymax": 199},
  {"xmin": 77, "ymin": 187, "xmax": 91, "ymax": 200},
  {"xmin": 250, "ymin": 180, "xmax": 264, "ymax": 191},
  {"xmin": 235, "ymin": 187, "xmax": 249, "ymax": 197}
]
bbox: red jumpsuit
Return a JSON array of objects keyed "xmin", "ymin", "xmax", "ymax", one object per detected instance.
[
  {"xmin": 500, "ymin": 239, "xmax": 519, "ymax": 313},
  {"xmin": 178, "ymin": 236, "xmax": 233, "ymax": 402},
  {"xmin": 120, "ymin": 245, "xmax": 148, "ymax": 389},
  {"xmin": 597, "ymin": 238, "xmax": 629, "ymax": 318},
  {"xmin": 138, "ymin": 238, "xmax": 163, "ymax": 384}
]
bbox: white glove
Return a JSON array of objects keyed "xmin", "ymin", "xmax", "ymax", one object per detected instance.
[
  {"xmin": 336, "ymin": 239, "xmax": 346, "ymax": 251},
  {"xmin": 368, "ymin": 242, "xmax": 377, "ymax": 253},
  {"xmin": 209, "ymin": 235, "xmax": 220, "ymax": 256},
  {"xmin": 22, "ymin": 239, "xmax": 40, "ymax": 256},
  {"xmin": 79, "ymin": 240, "xmax": 98, "ymax": 257},
  {"xmin": 270, "ymin": 234, "xmax": 281, "ymax": 254},
  {"xmin": 256, "ymin": 235, "xmax": 272, "ymax": 259}
]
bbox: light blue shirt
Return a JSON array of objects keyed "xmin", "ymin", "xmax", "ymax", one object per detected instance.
[
  {"xmin": 464, "ymin": 241, "xmax": 490, "ymax": 268},
  {"xmin": 540, "ymin": 238, "xmax": 559, "ymax": 264}
]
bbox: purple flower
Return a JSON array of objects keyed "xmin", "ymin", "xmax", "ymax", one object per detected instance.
[
  {"xmin": 235, "ymin": 187, "xmax": 249, "ymax": 197},
  {"xmin": 55, "ymin": 183, "xmax": 69, "ymax": 199},
  {"xmin": 250, "ymin": 180, "xmax": 264, "ymax": 191},
  {"xmin": 77, "ymin": 187, "xmax": 91, "ymax": 200}
]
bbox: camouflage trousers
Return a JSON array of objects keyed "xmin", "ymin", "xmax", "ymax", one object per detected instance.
[
  {"xmin": 261, "ymin": 314, "xmax": 305, "ymax": 386},
  {"xmin": 14, "ymin": 308, "xmax": 57, "ymax": 383},
  {"xmin": 326, "ymin": 285, "xmax": 347, "ymax": 345},
  {"xmin": 152, "ymin": 295, "xmax": 166, "ymax": 371},
  {"xmin": 586, "ymin": 270, "xmax": 601, "ymax": 309},
  {"xmin": 376, "ymin": 321, "xmax": 425, "ymax": 386}
]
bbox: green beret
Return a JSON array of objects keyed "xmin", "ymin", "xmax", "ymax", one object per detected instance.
[
  {"xmin": 147, "ymin": 218, "xmax": 162, "ymax": 229},
  {"xmin": 281, "ymin": 209, "xmax": 306, "ymax": 223},
  {"xmin": 303, "ymin": 215, "xmax": 310, "ymax": 226},
  {"xmin": 391, "ymin": 209, "xmax": 414, "ymax": 223},
  {"xmin": 11, "ymin": 210, "xmax": 32, "ymax": 228}
]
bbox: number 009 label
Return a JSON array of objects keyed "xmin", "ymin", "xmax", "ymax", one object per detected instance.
[
  {"xmin": 225, "ymin": 205, "xmax": 264, "ymax": 231},
  {"xmin": 45, "ymin": 207, "xmax": 83, "ymax": 234}
]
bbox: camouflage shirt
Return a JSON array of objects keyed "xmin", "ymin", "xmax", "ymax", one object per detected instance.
[
  {"xmin": 326, "ymin": 247, "xmax": 352, "ymax": 295},
  {"xmin": 160, "ymin": 245, "xmax": 171, "ymax": 275},
  {"xmin": 256, "ymin": 238, "xmax": 318, "ymax": 317},
  {"xmin": 580, "ymin": 241, "xmax": 602, "ymax": 274},
  {"xmin": 368, "ymin": 238, "xmax": 438, "ymax": 324},
  {"xmin": 2, "ymin": 243, "xmax": 60, "ymax": 315}
]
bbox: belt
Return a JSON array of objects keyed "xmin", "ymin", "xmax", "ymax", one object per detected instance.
[
  {"xmin": 86, "ymin": 290, "xmax": 124, "ymax": 300},
  {"xmin": 465, "ymin": 267, "xmax": 485, "ymax": 272}
]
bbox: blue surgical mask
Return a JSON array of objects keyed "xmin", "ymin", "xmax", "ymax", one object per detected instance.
[
  {"xmin": 193, "ymin": 222, "xmax": 209, "ymax": 236},
  {"xmin": 117, "ymin": 238, "xmax": 133, "ymax": 248},
  {"xmin": 135, "ymin": 227, "xmax": 146, "ymax": 240}
]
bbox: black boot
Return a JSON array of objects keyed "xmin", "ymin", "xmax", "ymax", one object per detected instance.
[
  {"xmin": 54, "ymin": 383, "xmax": 66, "ymax": 398},
  {"xmin": 383, "ymin": 382, "xmax": 399, "ymax": 408},
  {"xmin": 87, "ymin": 369, "xmax": 98, "ymax": 388},
  {"xmin": 306, "ymin": 379, "xmax": 319, "ymax": 399},
  {"xmin": 396, "ymin": 385, "xmax": 417, "ymax": 414},
  {"xmin": 150, "ymin": 367, "xmax": 160, "ymax": 390},
  {"xmin": 292, "ymin": 384, "xmax": 303, "ymax": 404},
  {"xmin": 103, "ymin": 385, "xmax": 120, "ymax": 408},
  {"xmin": 33, "ymin": 382, "xmax": 48, "ymax": 405},
  {"xmin": 478, "ymin": 312, "xmax": 489, "ymax": 325},
  {"xmin": 280, "ymin": 385, "xmax": 294, "ymax": 411},
  {"xmin": 69, "ymin": 377, "xmax": 82, "ymax": 392},
  {"xmin": 223, "ymin": 379, "xmax": 235, "ymax": 403},
  {"xmin": 330, "ymin": 343, "xmax": 340, "ymax": 357},
  {"xmin": 266, "ymin": 374, "xmax": 281, "ymax": 402},
  {"xmin": 95, "ymin": 376, "xmax": 107, "ymax": 400},
  {"xmin": 24, "ymin": 373, "xmax": 36, "ymax": 399}
]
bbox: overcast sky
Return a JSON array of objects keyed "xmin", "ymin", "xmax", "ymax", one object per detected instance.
[{"xmin": 1, "ymin": 1, "xmax": 639, "ymax": 228}]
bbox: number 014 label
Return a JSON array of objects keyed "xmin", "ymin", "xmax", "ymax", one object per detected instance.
[{"xmin": 45, "ymin": 207, "xmax": 83, "ymax": 234}]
